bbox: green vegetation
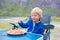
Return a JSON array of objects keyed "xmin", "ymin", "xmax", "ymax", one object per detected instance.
[
  {"xmin": 0, "ymin": 22, "xmax": 12, "ymax": 30},
  {"xmin": 51, "ymin": 16, "xmax": 60, "ymax": 23},
  {"xmin": 0, "ymin": 0, "xmax": 60, "ymax": 17},
  {"xmin": 0, "ymin": 5, "xmax": 31, "ymax": 17}
]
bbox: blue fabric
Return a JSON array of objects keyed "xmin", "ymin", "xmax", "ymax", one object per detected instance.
[
  {"xmin": 0, "ymin": 30, "xmax": 43, "ymax": 40},
  {"xmin": 18, "ymin": 18, "xmax": 44, "ymax": 35}
]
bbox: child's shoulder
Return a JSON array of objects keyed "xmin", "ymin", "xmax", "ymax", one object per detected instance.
[{"xmin": 38, "ymin": 21, "xmax": 44, "ymax": 25}]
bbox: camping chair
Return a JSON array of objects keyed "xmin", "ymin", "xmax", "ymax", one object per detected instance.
[{"xmin": 41, "ymin": 14, "xmax": 54, "ymax": 40}]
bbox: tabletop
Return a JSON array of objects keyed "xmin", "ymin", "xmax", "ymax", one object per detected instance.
[{"xmin": 0, "ymin": 30, "xmax": 43, "ymax": 40}]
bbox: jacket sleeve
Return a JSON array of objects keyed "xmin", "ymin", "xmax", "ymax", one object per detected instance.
[{"xmin": 18, "ymin": 19, "xmax": 31, "ymax": 28}]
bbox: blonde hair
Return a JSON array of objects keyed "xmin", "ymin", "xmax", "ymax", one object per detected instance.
[{"xmin": 31, "ymin": 7, "xmax": 43, "ymax": 18}]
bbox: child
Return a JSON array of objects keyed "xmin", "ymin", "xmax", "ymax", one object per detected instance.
[{"xmin": 17, "ymin": 7, "xmax": 44, "ymax": 35}]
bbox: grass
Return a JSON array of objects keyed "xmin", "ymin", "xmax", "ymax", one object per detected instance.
[
  {"xmin": 51, "ymin": 16, "xmax": 60, "ymax": 23},
  {"xmin": 0, "ymin": 22, "xmax": 12, "ymax": 30}
]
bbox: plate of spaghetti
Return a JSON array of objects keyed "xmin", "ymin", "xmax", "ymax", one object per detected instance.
[{"xmin": 7, "ymin": 29, "xmax": 26, "ymax": 36}]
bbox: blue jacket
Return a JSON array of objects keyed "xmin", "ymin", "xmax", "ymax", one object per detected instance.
[{"xmin": 18, "ymin": 19, "xmax": 44, "ymax": 35}]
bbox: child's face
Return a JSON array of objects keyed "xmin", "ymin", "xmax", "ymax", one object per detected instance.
[{"xmin": 31, "ymin": 13, "xmax": 40, "ymax": 22}]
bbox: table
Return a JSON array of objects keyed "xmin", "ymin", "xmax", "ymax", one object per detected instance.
[{"xmin": 0, "ymin": 30, "xmax": 43, "ymax": 40}]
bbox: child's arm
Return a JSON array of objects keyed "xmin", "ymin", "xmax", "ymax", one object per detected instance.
[
  {"xmin": 17, "ymin": 17, "xmax": 31, "ymax": 28},
  {"xmin": 18, "ymin": 21, "xmax": 29, "ymax": 28}
]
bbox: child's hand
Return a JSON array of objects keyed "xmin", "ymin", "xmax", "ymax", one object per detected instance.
[
  {"xmin": 15, "ymin": 20, "xmax": 21, "ymax": 24},
  {"xmin": 15, "ymin": 20, "xmax": 19, "ymax": 24},
  {"xmin": 22, "ymin": 17, "xmax": 28, "ymax": 23}
]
